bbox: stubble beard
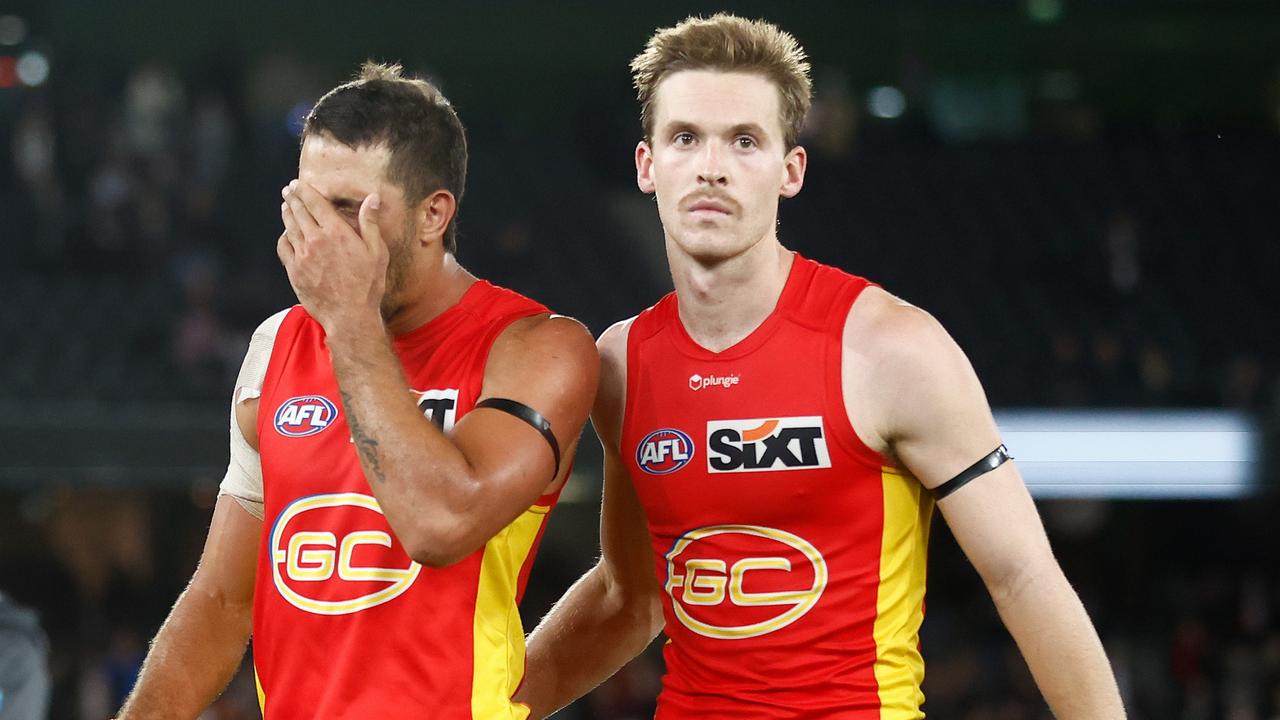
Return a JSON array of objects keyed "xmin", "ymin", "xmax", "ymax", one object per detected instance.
[{"xmin": 379, "ymin": 216, "xmax": 417, "ymax": 321}]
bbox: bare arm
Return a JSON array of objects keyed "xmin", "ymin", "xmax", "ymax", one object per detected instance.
[
  {"xmin": 516, "ymin": 319, "xmax": 666, "ymax": 719},
  {"xmin": 323, "ymin": 313, "xmax": 597, "ymax": 566},
  {"xmin": 278, "ymin": 182, "xmax": 599, "ymax": 567},
  {"xmin": 118, "ymin": 494, "xmax": 260, "ymax": 718},
  {"xmin": 848, "ymin": 289, "xmax": 1125, "ymax": 719}
]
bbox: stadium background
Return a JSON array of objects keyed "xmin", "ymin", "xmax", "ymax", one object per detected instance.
[{"xmin": 1, "ymin": 0, "xmax": 1277, "ymax": 717}]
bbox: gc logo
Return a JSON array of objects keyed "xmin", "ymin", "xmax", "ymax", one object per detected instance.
[
  {"xmin": 664, "ymin": 524, "xmax": 827, "ymax": 640},
  {"xmin": 270, "ymin": 493, "xmax": 422, "ymax": 615}
]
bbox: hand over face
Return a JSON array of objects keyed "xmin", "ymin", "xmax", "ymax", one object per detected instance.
[{"xmin": 278, "ymin": 180, "xmax": 388, "ymax": 334}]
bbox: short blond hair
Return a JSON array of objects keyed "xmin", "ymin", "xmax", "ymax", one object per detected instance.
[{"xmin": 631, "ymin": 13, "xmax": 812, "ymax": 149}]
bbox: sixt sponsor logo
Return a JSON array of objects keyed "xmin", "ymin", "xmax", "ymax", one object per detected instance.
[
  {"xmin": 274, "ymin": 395, "xmax": 339, "ymax": 437},
  {"xmin": 706, "ymin": 416, "xmax": 831, "ymax": 473},
  {"xmin": 412, "ymin": 388, "xmax": 459, "ymax": 431},
  {"xmin": 689, "ymin": 373, "xmax": 740, "ymax": 391},
  {"xmin": 636, "ymin": 428, "xmax": 695, "ymax": 475},
  {"xmin": 665, "ymin": 524, "xmax": 827, "ymax": 640}
]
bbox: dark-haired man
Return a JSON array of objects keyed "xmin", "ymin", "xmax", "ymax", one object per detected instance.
[{"xmin": 118, "ymin": 63, "xmax": 597, "ymax": 719}]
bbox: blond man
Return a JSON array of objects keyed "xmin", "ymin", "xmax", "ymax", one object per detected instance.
[{"xmin": 517, "ymin": 14, "xmax": 1124, "ymax": 720}]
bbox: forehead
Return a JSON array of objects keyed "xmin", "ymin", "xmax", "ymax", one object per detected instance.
[
  {"xmin": 298, "ymin": 134, "xmax": 391, "ymax": 190},
  {"xmin": 652, "ymin": 70, "xmax": 784, "ymax": 135}
]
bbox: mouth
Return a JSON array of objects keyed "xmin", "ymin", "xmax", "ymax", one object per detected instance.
[{"xmin": 687, "ymin": 200, "xmax": 733, "ymax": 217}]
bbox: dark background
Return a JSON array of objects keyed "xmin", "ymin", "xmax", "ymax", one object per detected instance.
[{"xmin": 1, "ymin": 1, "xmax": 1278, "ymax": 718}]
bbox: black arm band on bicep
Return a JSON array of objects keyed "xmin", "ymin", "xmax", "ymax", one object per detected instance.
[
  {"xmin": 473, "ymin": 398, "xmax": 561, "ymax": 480},
  {"xmin": 933, "ymin": 444, "xmax": 1013, "ymax": 500}
]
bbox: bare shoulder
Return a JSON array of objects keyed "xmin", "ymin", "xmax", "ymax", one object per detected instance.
[
  {"xmin": 596, "ymin": 316, "xmax": 636, "ymax": 372},
  {"xmin": 844, "ymin": 286, "xmax": 959, "ymax": 368},
  {"xmin": 480, "ymin": 313, "xmax": 600, "ymax": 453},
  {"xmin": 842, "ymin": 287, "xmax": 992, "ymax": 464},
  {"xmin": 489, "ymin": 314, "xmax": 599, "ymax": 374},
  {"xmin": 591, "ymin": 316, "xmax": 637, "ymax": 449}
]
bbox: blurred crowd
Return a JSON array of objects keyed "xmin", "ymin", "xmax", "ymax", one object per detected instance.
[
  {"xmin": 5, "ymin": 61, "xmax": 1276, "ymax": 413},
  {"xmin": 1, "ymin": 35, "xmax": 1278, "ymax": 720}
]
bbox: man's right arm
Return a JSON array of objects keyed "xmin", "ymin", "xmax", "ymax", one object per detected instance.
[
  {"xmin": 119, "ymin": 312, "xmax": 285, "ymax": 719},
  {"xmin": 117, "ymin": 494, "xmax": 260, "ymax": 718},
  {"xmin": 516, "ymin": 319, "xmax": 666, "ymax": 719}
]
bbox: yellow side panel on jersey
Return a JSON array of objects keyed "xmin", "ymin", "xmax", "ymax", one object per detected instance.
[
  {"xmin": 470, "ymin": 503, "xmax": 550, "ymax": 720},
  {"xmin": 873, "ymin": 467, "xmax": 933, "ymax": 719},
  {"xmin": 255, "ymin": 664, "xmax": 265, "ymax": 712}
]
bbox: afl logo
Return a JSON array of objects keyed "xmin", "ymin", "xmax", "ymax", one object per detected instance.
[
  {"xmin": 270, "ymin": 493, "xmax": 422, "ymax": 615},
  {"xmin": 274, "ymin": 395, "xmax": 338, "ymax": 437},
  {"xmin": 665, "ymin": 524, "xmax": 827, "ymax": 640},
  {"xmin": 636, "ymin": 428, "xmax": 695, "ymax": 475}
]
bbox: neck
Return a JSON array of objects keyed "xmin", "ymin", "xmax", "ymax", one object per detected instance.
[
  {"xmin": 668, "ymin": 235, "xmax": 794, "ymax": 353},
  {"xmin": 383, "ymin": 252, "xmax": 476, "ymax": 337}
]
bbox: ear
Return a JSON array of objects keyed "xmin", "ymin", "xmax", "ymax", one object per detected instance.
[
  {"xmin": 415, "ymin": 189, "xmax": 457, "ymax": 246},
  {"xmin": 779, "ymin": 144, "xmax": 807, "ymax": 199},
  {"xmin": 635, "ymin": 140, "xmax": 656, "ymax": 194}
]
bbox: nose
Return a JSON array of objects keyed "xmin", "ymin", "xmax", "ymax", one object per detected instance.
[{"xmin": 697, "ymin": 143, "xmax": 727, "ymax": 186}]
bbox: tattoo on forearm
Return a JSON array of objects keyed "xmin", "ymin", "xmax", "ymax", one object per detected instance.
[{"xmin": 341, "ymin": 389, "xmax": 387, "ymax": 485}]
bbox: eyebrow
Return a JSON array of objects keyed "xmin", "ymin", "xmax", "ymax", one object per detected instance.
[
  {"xmin": 728, "ymin": 123, "xmax": 768, "ymax": 138},
  {"xmin": 660, "ymin": 120, "xmax": 771, "ymax": 139}
]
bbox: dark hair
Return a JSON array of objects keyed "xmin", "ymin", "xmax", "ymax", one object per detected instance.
[{"xmin": 303, "ymin": 62, "xmax": 467, "ymax": 254}]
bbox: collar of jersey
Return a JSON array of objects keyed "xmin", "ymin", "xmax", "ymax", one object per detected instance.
[{"xmin": 666, "ymin": 253, "xmax": 811, "ymax": 361}]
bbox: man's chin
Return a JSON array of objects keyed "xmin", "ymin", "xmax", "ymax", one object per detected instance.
[{"xmin": 673, "ymin": 233, "xmax": 751, "ymax": 265}]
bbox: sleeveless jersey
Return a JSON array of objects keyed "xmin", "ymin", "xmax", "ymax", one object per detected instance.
[
  {"xmin": 623, "ymin": 255, "xmax": 934, "ymax": 719},
  {"xmin": 253, "ymin": 281, "xmax": 556, "ymax": 719}
]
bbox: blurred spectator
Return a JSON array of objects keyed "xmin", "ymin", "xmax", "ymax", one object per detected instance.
[{"xmin": 0, "ymin": 592, "xmax": 50, "ymax": 720}]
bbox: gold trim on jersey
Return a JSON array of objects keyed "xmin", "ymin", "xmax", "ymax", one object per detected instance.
[
  {"xmin": 872, "ymin": 467, "xmax": 932, "ymax": 718},
  {"xmin": 255, "ymin": 664, "xmax": 266, "ymax": 712},
  {"xmin": 470, "ymin": 502, "xmax": 551, "ymax": 720}
]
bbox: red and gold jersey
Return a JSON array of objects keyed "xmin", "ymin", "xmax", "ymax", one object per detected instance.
[
  {"xmin": 623, "ymin": 255, "xmax": 933, "ymax": 719},
  {"xmin": 253, "ymin": 281, "xmax": 556, "ymax": 719}
]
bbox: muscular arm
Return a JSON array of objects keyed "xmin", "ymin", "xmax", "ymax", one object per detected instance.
[
  {"xmin": 278, "ymin": 180, "xmax": 598, "ymax": 567},
  {"xmin": 516, "ymin": 319, "xmax": 666, "ymax": 719},
  {"xmin": 847, "ymin": 288, "xmax": 1125, "ymax": 719},
  {"xmin": 118, "ymin": 495, "xmax": 260, "ymax": 719},
  {"xmin": 326, "ymin": 312, "xmax": 598, "ymax": 567},
  {"xmin": 119, "ymin": 312, "xmax": 280, "ymax": 719}
]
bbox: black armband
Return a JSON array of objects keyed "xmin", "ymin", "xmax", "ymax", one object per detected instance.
[
  {"xmin": 933, "ymin": 444, "xmax": 1012, "ymax": 500},
  {"xmin": 473, "ymin": 398, "xmax": 561, "ymax": 480}
]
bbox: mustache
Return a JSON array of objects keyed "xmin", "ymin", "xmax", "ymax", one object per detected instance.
[{"xmin": 679, "ymin": 192, "xmax": 739, "ymax": 213}]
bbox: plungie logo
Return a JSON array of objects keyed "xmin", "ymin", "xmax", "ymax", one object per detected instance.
[
  {"xmin": 706, "ymin": 416, "xmax": 831, "ymax": 473},
  {"xmin": 689, "ymin": 373, "xmax": 741, "ymax": 391},
  {"xmin": 274, "ymin": 395, "xmax": 338, "ymax": 437},
  {"xmin": 636, "ymin": 428, "xmax": 695, "ymax": 475},
  {"xmin": 270, "ymin": 493, "xmax": 422, "ymax": 615},
  {"xmin": 665, "ymin": 524, "xmax": 827, "ymax": 640}
]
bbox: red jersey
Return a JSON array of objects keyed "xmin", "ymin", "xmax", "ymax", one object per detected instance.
[
  {"xmin": 253, "ymin": 281, "xmax": 556, "ymax": 719},
  {"xmin": 623, "ymin": 255, "xmax": 933, "ymax": 719}
]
